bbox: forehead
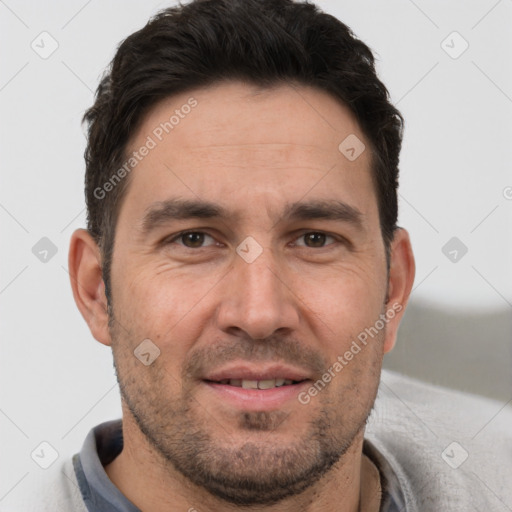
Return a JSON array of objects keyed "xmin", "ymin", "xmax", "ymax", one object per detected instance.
[
  {"xmin": 119, "ymin": 80, "xmax": 375, "ymax": 223},
  {"xmin": 131, "ymin": 80, "xmax": 367, "ymax": 155}
]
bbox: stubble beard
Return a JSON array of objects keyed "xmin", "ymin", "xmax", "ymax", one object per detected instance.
[{"xmin": 108, "ymin": 311, "xmax": 382, "ymax": 506}]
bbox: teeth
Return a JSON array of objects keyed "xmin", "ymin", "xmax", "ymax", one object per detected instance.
[
  {"xmin": 219, "ymin": 378, "xmax": 299, "ymax": 388},
  {"xmin": 241, "ymin": 380, "xmax": 259, "ymax": 389},
  {"xmin": 257, "ymin": 379, "xmax": 275, "ymax": 389}
]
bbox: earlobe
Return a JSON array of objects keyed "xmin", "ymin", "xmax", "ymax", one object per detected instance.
[
  {"xmin": 68, "ymin": 228, "xmax": 112, "ymax": 346},
  {"xmin": 382, "ymin": 228, "xmax": 415, "ymax": 354}
]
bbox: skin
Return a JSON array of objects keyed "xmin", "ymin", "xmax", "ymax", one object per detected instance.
[{"xmin": 69, "ymin": 80, "xmax": 415, "ymax": 512}]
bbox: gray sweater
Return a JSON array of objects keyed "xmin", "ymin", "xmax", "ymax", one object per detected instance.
[{"xmin": 18, "ymin": 370, "xmax": 512, "ymax": 511}]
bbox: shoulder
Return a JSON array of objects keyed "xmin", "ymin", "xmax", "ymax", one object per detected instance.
[
  {"xmin": 366, "ymin": 370, "xmax": 512, "ymax": 511},
  {"xmin": 19, "ymin": 455, "xmax": 88, "ymax": 512}
]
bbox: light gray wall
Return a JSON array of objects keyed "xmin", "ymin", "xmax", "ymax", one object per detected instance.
[{"xmin": 386, "ymin": 298, "xmax": 512, "ymax": 401}]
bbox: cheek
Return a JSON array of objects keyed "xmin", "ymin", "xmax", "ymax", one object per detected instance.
[
  {"xmin": 290, "ymin": 268, "xmax": 387, "ymax": 372},
  {"xmin": 294, "ymin": 262, "xmax": 386, "ymax": 329},
  {"xmin": 113, "ymin": 261, "xmax": 220, "ymax": 348}
]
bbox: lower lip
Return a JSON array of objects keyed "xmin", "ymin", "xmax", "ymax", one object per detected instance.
[{"xmin": 202, "ymin": 381, "xmax": 311, "ymax": 410}]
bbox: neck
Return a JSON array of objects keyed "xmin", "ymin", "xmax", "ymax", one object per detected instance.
[{"xmin": 104, "ymin": 415, "xmax": 376, "ymax": 512}]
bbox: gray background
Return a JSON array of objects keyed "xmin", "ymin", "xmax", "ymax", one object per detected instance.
[{"xmin": 1, "ymin": 0, "xmax": 511, "ymax": 508}]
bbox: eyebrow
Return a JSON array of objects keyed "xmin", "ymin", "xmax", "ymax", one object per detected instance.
[
  {"xmin": 140, "ymin": 199, "xmax": 231, "ymax": 234},
  {"xmin": 281, "ymin": 199, "xmax": 363, "ymax": 228},
  {"xmin": 140, "ymin": 197, "xmax": 364, "ymax": 236}
]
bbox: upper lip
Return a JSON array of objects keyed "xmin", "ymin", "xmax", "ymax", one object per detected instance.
[{"xmin": 203, "ymin": 362, "xmax": 313, "ymax": 382}]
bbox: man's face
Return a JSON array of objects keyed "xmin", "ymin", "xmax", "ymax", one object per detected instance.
[{"xmin": 108, "ymin": 81, "xmax": 392, "ymax": 505}]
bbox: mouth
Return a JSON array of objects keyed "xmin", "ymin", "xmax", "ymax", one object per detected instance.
[
  {"xmin": 203, "ymin": 378, "xmax": 307, "ymax": 389},
  {"xmin": 200, "ymin": 364, "xmax": 313, "ymax": 410},
  {"xmin": 200, "ymin": 362, "xmax": 314, "ymax": 409}
]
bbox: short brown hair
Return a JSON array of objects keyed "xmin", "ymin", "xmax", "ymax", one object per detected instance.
[{"xmin": 82, "ymin": 0, "xmax": 404, "ymax": 302}]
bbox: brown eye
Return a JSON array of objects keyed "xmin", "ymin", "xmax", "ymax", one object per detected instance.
[
  {"xmin": 295, "ymin": 232, "xmax": 337, "ymax": 248},
  {"xmin": 182, "ymin": 232, "xmax": 205, "ymax": 247},
  {"xmin": 303, "ymin": 232, "xmax": 327, "ymax": 247},
  {"xmin": 173, "ymin": 231, "xmax": 215, "ymax": 248}
]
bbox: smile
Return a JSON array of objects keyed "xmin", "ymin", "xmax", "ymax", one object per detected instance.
[{"xmin": 206, "ymin": 378, "xmax": 304, "ymax": 389}]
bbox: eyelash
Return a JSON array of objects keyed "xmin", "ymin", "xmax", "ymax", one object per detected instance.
[{"xmin": 165, "ymin": 230, "xmax": 341, "ymax": 249}]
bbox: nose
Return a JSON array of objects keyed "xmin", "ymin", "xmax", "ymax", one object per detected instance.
[{"xmin": 215, "ymin": 245, "xmax": 300, "ymax": 340}]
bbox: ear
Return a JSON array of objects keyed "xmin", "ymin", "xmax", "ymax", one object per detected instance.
[
  {"xmin": 68, "ymin": 228, "xmax": 112, "ymax": 346},
  {"xmin": 382, "ymin": 228, "xmax": 415, "ymax": 354}
]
